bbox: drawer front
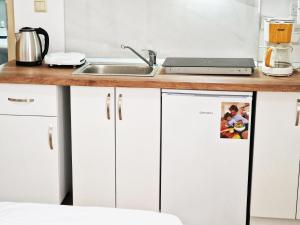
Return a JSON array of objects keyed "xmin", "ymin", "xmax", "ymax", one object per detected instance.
[{"xmin": 0, "ymin": 84, "xmax": 57, "ymax": 116}]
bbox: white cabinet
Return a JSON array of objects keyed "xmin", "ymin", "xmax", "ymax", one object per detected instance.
[
  {"xmin": 161, "ymin": 90, "xmax": 252, "ymax": 225},
  {"xmin": 71, "ymin": 87, "xmax": 160, "ymax": 211},
  {"xmin": 251, "ymin": 92, "xmax": 300, "ymax": 219},
  {"xmin": 0, "ymin": 116, "xmax": 59, "ymax": 202},
  {"xmin": 71, "ymin": 87, "xmax": 116, "ymax": 207},
  {"xmin": 297, "ymin": 187, "xmax": 300, "ymax": 219},
  {"xmin": 296, "ymin": 191, "xmax": 300, "ymax": 220},
  {"xmin": 115, "ymin": 88, "xmax": 160, "ymax": 210},
  {"xmin": 0, "ymin": 84, "xmax": 71, "ymax": 204}
]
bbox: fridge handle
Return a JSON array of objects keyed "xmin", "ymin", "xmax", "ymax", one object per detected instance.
[
  {"xmin": 162, "ymin": 92, "xmax": 252, "ymax": 99},
  {"xmin": 106, "ymin": 93, "xmax": 111, "ymax": 120},
  {"xmin": 48, "ymin": 125, "xmax": 54, "ymax": 150},
  {"xmin": 118, "ymin": 94, "xmax": 123, "ymax": 120},
  {"xmin": 296, "ymin": 99, "xmax": 300, "ymax": 126}
]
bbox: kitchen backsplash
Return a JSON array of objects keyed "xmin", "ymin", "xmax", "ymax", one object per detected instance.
[
  {"xmin": 65, "ymin": 0, "xmax": 260, "ymax": 60},
  {"xmin": 13, "ymin": 0, "xmax": 300, "ymax": 64}
]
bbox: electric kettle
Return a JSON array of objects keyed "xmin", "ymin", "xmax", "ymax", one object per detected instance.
[{"xmin": 15, "ymin": 27, "xmax": 49, "ymax": 66}]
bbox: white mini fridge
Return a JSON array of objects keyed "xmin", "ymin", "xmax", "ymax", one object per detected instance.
[{"xmin": 161, "ymin": 89, "xmax": 253, "ymax": 225}]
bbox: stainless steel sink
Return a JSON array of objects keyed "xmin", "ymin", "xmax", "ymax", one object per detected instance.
[{"xmin": 73, "ymin": 63, "xmax": 158, "ymax": 77}]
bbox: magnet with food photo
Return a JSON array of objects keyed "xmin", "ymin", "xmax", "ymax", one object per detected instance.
[{"xmin": 220, "ymin": 102, "xmax": 250, "ymax": 139}]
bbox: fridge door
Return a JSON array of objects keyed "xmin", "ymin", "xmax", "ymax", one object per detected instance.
[{"xmin": 161, "ymin": 90, "xmax": 252, "ymax": 225}]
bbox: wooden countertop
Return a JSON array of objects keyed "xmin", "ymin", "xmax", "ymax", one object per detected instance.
[{"xmin": 0, "ymin": 61, "xmax": 300, "ymax": 92}]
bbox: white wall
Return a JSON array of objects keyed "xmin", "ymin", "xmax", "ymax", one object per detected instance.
[
  {"xmin": 12, "ymin": 0, "xmax": 299, "ymax": 63},
  {"xmin": 64, "ymin": 0, "xmax": 260, "ymax": 59},
  {"xmin": 261, "ymin": 0, "xmax": 291, "ymax": 18},
  {"xmin": 14, "ymin": 0, "xmax": 65, "ymax": 52}
]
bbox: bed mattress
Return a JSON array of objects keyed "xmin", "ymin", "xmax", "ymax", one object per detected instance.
[{"xmin": 0, "ymin": 202, "xmax": 182, "ymax": 225}]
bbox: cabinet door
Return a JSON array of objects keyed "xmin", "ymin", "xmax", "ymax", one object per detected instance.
[
  {"xmin": 251, "ymin": 92, "xmax": 300, "ymax": 219},
  {"xmin": 116, "ymin": 88, "xmax": 160, "ymax": 211},
  {"xmin": 71, "ymin": 86, "xmax": 115, "ymax": 207},
  {"xmin": 298, "ymin": 163, "xmax": 300, "ymax": 220},
  {"xmin": 0, "ymin": 115, "xmax": 60, "ymax": 203},
  {"xmin": 161, "ymin": 91, "xmax": 251, "ymax": 225}
]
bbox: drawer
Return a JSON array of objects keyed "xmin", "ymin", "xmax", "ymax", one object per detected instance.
[{"xmin": 0, "ymin": 84, "xmax": 57, "ymax": 116}]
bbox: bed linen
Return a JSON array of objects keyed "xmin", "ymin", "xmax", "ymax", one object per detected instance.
[{"xmin": 0, "ymin": 202, "xmax": 182, "ymax": 225}]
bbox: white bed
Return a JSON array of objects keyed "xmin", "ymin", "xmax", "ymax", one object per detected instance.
[{"xmin": 0, "ymin": 202, "xmax": 183, "ymax": 225}]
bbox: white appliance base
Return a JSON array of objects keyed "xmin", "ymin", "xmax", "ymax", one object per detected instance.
[
  {"xmin": 262, "ymin": 66, "xmax": 293, "ymax": 76},
  {"xmin": 44, "ymin": 52, "xmax": 86, "ymax": 67}
]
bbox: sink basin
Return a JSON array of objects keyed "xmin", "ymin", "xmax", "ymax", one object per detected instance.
[{"xmin": 73, "ymin": 63, "xmax": 158, "ymax": 77}]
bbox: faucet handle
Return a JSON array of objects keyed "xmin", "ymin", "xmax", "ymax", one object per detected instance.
[
  {"xmin": 148, "ymin": 50, "xmax": 157, "ymax": 57},
  {"xmin": 142, "ymin": 49, "xmax": 157, "ymax": 55},
  {"xmin": 142, "ymin": 49, "xmax": 157, "ymax": 66}
]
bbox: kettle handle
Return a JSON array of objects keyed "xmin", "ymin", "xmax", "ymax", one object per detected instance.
[{"xmin": 35, "ymin": 27, "xmax": 49, "ymax": 60}]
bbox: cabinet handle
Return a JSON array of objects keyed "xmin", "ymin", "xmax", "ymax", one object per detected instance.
[
  {"xmin": 118, "ymin": 94, "xmax": 123, "ymax": 120},
  {"xmin": 48, "ymin": 126, "xmax": 54, "ymax": 150},
  {"xmin": 106, "ymin": 93, "xmax": 111, "ymax": 120},
  {"xmin": 8, "ymin": 97, "xmax": 34, "ymax": 103},
  {"xmin": 296, "ymin": 100, "xmax": 300, "ymax": 126}
]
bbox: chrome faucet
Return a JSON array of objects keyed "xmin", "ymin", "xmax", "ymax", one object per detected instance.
[{"xmin": 121, "ymin": 45, "xmax": 157, "ymax": 67}]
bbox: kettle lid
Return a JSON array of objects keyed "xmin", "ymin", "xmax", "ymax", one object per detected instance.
[{"xmin": 19, "ymin": 27, "xmax": 36, "ymax": 32}]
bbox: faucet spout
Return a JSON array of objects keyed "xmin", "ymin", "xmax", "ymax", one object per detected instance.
[{"xmin": 121, "ymin": 45, "xmax": 156, "ymax": 67}]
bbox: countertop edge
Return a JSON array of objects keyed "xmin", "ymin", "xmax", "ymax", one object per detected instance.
[{"xmin": 1, "ymin": 61, "xmax": 300, "ymax": 92}]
